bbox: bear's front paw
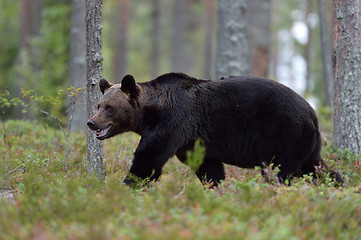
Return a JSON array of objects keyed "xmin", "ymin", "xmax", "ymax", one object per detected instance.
[
  {"xmin": 123, "ymin": 172, "xmax": 145, "ymax": 188},
  {"xmin": 123, "ymin": 178, "xmax": 137, "ymax": 188}
]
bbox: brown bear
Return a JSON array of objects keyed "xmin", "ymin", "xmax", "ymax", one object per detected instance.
[{"xmin": 87, "ymin": 73, "xmax": 343, "ymax": 187}]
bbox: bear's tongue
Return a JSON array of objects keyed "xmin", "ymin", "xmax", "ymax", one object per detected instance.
[{"xmin": 96, "ymin": 125, "xmax": 111, "ymax": 138}]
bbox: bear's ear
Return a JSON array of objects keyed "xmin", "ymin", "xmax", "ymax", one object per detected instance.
[
  {"xmin": 121, "ymin": 74, "xmax": 139, "ymax": 98},
  {"xmin": 99, "ymin": 78, "xmax": 113, "ymax": 94}
]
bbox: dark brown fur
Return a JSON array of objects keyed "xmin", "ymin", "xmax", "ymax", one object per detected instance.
[{"xmin": 88, "ymin": 73, "xmax": 343, "ymax": 186}]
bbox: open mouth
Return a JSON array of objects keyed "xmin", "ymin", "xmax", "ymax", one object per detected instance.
[{"xmin": 95, "ymin": 125, "xmax": 112, "ymax": 140}]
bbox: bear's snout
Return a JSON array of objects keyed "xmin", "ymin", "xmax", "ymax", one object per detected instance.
[{"xmin": 87, "ymin": 120, "xmax": 97, "ymax": 130}]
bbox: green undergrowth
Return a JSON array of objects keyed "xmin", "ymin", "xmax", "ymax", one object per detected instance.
[{"xmin": 1, "ymin": 120, "xmax": 361, "ymax": 239}]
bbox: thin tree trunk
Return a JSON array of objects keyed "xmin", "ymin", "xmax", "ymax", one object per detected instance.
[
  {"xmin": 318, "ymin": 0, "xmax": 334, "ymax": 106},
  {"xmin": 86, "ymin": 0, "xmax": 104, "ymax": 179},
  {"xmin": 68, "ymin": 0, "xmax": 87, "ymax": 132},
  {"xmin": 113, "ymin": 0, "xmax": 129, "ymax": 82},
  {"xmin": 203, "ymin": 0, "xmax": 214, "ymax": 79},
  {"xmin": 247, "ymin": 0, "xmax": 271, "ymax": 77},
  {"xmin": 215, "ymin": 0, "xmax": 250, "ymax": 79},
  {"xmin": 15, "ymin": 0, "xmax": 44, "ymax": 119},
  {"xmin": 304, "ymin": 0, "xmax": 313, "ymax": 94},
  {"xmin": 171, "ymin": 0, "xmax": 188, "ymax": 72},
  {"xmin": 30, "ymin": 0, "xmax": 43, "ymax": 36},
  {"xmin": 333, "ymin": 0, "xmax": 361, "ymax": 155},
  {"xmin": 270, "ymin": 0, "xmax": 278, "ymax": 80},
  {"xmin": 151, "ymin": 0, "xmax": 160, "ymax": 78},
  {"xmin": 20, "ymin": 0, "xmax": 31, "ymax": 50}
]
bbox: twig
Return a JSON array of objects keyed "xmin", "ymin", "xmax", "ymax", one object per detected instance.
[
  {"xmin": 9, "ymin": 159, "xmax": 31, "ymax": 174},
  {"xmin": 174, "ymin": 186, "xmax": 186, "ymax": 199}
]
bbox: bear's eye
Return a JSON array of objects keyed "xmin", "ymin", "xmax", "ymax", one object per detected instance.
[{"xmin": 105, "ymin": 105, "xmax": 114, "ymax": 112}]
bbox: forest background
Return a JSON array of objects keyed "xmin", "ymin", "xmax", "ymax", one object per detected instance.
[
  {"xmin": 1, "ymin": 0, "xmax": 361, "ymax": 239},
  {"xmin": 0, "ymin": 0, "xmax": 332, "ymax": 127}
]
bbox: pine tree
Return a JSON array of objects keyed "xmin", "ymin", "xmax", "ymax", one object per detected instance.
[
  {"xmin": 333, "ymin": 0, "xmax": 361, "ymax": 154},
  {"xmin": 86, "ymin": 0, "xmax": 104, "ymax": 179}
]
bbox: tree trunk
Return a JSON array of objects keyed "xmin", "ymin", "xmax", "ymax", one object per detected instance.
[
  {"xmin": 19, "ymin": 0, "xmax": 43, "ymax": 48},
  {"xmin": 247, "ymin": 0, "xmax": 271, "ymax": 78},
  {"xmin": 215, "ymin": 0, "xmax": 250, "ymax": 79},
  {"xmin": 151, "ymin": 0, "xmax": 160, "ymax": 78},
  {"xmin": 19, "ymin": 0, "xmax": 31, "ymax": 50},
  {"xmin": 171, "ymin": 0, "xmax": 189, "ymax": 72},
  {"xmin": 68, "ymin": 0, "xmax": 87, "ymax": 132},
  {"xmin": 318, "ymin": 0, "xmax": 334, "ymax": 106},
  {"xmin": 113, "ymin": 0, "xmax": 129, "ymax": 82},
  {"xmin": 86, "ymin": 0, "xmax": 104, "ymax": 179},
  {"xmin": 332, "ymin": 0, "xmax": 361, "ymax": 155},
  {"xmin": 203, "ymin": 0, "xmax": 214, "ymax": 79},
  {"xmin": 304, "ymin": 0, "xmax": 313, "ymax": 94},
  {"xmin": 30, "ymin": 0, "xmax": 43, "ymax": 37},
  {"xmin": 15, "ymin": 0, "xmax": 44, "ymax": 119}
]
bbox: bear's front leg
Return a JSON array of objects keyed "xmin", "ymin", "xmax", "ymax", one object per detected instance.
[{"xmin": 123, "ymin": 130, "xmax": 181, "ymax": 187}]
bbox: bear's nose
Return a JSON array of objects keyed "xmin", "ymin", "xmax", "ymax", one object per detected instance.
[{"xmin": 87, "ymin": 120, "xmax": 96, "ymax": 129}]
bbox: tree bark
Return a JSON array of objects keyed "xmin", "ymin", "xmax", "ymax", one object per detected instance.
[
  {"xmin": 151, "ymin": 0, "xmax": 160, "ymax": 78},
  {"xmin": 86, "ymin": 0, "xmax": 104, "ymax": 179},
  {"xmin": 68, "ymin": 0, "xmax": 87, "ymax": 132},
  {"xmin": 113, "ymin": 0, "xmax": 129, "ymax": 82},
  {"xmin": 247, "ymin": 0, "xmax": 271, "ymax": 78},
  {"xmin": 333, "ymin": 0, "xmax": 361, "ymax": 155},
  {"xmin": 215, "ymin": 0, "xmax": 250, "ymax": 79},
  {"xmin": 203, "ymin": 0, "xmax": 214, "ymax": 79},
  {"xmin": 318, "ymin": 0, "xmax": 334, "ymax": 106}
]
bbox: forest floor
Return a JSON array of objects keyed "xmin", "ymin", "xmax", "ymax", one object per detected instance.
[{"xmin": 1, "ymin": 120, "xmax": 361, "ymax": 239}]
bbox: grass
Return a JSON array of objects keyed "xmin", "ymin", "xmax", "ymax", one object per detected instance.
[{"xmin": 0, "ymin": 120, "xmax": 361, "ymax": 239}]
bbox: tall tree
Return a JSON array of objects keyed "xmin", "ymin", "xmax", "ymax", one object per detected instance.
[
  {"xmin": 333, "ymin": 0, "xmax": 361, "ymax": 155},
  {"xmin": 19, "ymin": 0, "xmax": 43, "ymax": 49},
  {"xmin": 15, "ymin": 0, "xmax": 44, "ymax": 118},
  {"xmin": 203, "ymin": 0, "xmax": 214, "ymax": 79},
  {"xmin": 86, "ymin": 0, "xmax": 104, "ymax": 179},
  {"xmin": 318, "ymin": 0, "xmax": 334, "ymax": 106},
  {"xmin": 68, "ymin": 0, "xmax": 86, "ymax": 132},
  {"xmin": 171, "ymin": 0, "xmax": 189, "ymax": 72},
  {"xmin": 113, "ymin": 0, "xmax": 129, "ymax": 82},
  {"xmin": 151, "ymin": 0, "xmax": 160, "ymax": 78},
  {"xmin": 247, "ymin": 0, "xmax": 271, "ymax": 77},
  {"xmin": 304, "ymin": 0, "xmax": 313, "ymax": 94},
  {"xmin": 215, "ymin": 0, "xmax": 250, "ymax": 79},
  {"xmin": 19, "ymin": 0, "xmax": 31, "ymax": 51}
]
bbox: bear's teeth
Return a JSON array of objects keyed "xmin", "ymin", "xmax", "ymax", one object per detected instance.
[{"xmin": 96, "ymin": 125, "xmax": 111, "ymax": 138}]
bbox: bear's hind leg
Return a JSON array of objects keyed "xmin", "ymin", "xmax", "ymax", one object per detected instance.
[
  {"xmin": 300, "ymin": 157, "xmax": 344, "ymax": 185},
  {"xmin": 195, "ymin": 157, "xmax": 225, "ymax": 187}
]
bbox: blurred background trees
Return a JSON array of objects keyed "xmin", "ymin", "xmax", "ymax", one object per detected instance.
[
  {"xmin": 1, "ymin": 0, "xmax": 359, "ymax": 154},
  {"xmin": 0, "ymin": 0, "xmax": 333, "ymax": 102}
]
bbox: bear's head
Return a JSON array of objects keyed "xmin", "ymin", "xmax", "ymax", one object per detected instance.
[{"xmin": 87, "ymin": 74, "xmax": 140, "ymax": 140}]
